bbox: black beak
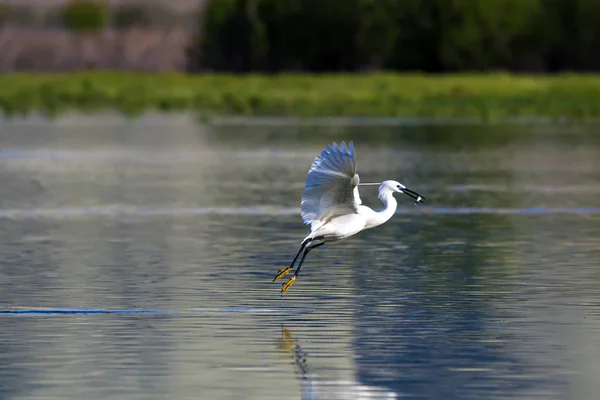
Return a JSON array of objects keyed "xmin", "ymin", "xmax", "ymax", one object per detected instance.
[{"xmin": 402, "ymin": 188, "xmax": 425, "ymax": 204}]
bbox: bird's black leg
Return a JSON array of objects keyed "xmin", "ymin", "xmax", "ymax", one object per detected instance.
[
  {"xmin": 293, "ymin": 242, "xmax": 325, "ymax": 279},
  {"xmin": 280, "ymin": 241, "xmax": 325, "ymax": 296},
  {"xmin": 289, "ymin": 242, "xmax": 309, "ymax": 269},
  {"xmin": 273, "ymin": 240, "xmax": 309, "ymax": 282}
]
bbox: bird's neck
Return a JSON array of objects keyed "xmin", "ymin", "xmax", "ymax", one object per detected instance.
[{"xmin": 372, "ymin": 189, "xmax": 397, "ymax": 226}]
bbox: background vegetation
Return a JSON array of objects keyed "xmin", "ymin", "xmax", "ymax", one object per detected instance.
[
  {"xmin": 1, "ymin": 0, "xmax": 600, "ymax": 118},
  {"xmin": 61, "ymin": 0, "xmax": 108, "ymax": 32},
  {"xmin": 3, "ymin": 0, "xmax": 600, "ymax": 73},
  {"xmin": 189, "ymin": 0, "xmax": 600, "ymax": 73},
  {"xmin": 2, "ymin": 72, "xmax": 600, "ymax": 120}
]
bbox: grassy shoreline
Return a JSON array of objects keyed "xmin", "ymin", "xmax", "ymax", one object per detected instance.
[{"xmin": 2, "ymin": 72, "xmax": 600, "ymax": 120}]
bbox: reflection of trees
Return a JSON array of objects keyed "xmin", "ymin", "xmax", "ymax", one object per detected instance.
[
  {"xmin": 350, "ymin": 213, "xmax": 532, "ymax": 397},
  {"xmin": 201, "ymin": 122, "xmax": 530, "ymax": 151},
  {"xmin": 341, "ymin": 122, "xmax": 530, "ymax": 395}
]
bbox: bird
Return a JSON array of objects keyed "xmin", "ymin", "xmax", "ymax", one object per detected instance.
[{"xmin": 273, "ymin": 141, "xmax": 425, "ymax": 296}]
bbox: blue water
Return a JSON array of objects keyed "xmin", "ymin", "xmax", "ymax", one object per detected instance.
[{"xmin": 1, "ymin": 116, "xmax": 600, "ymax": 400}]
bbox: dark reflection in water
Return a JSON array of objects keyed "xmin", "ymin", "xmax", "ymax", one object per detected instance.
[
  {"xmin": 276, "ymin": 325, "xmax": 398, "ymax": 399},
  {"xmin": 1, "ymin": 115, "xmax": 600, "ymax": 400}
]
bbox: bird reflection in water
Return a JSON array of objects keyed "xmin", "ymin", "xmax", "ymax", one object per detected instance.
[{"xmin": 276, "ymin": 326, "xmax": 398, "ymax": 400}]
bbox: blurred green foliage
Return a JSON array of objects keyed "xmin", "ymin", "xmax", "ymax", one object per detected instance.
[
  {"xmin": 2, "ymin": 72, "xmax": 600, "ymax": 120},
  {"xmin": 0, "ymin": 1, "xmax": 189, "ymax": 29},
  {"xmin": 190, "ymin": 0, "xmax": 600, "ymax": 72},
  {"xmin": 61, "ymin": 0, "xmax": 108, "ymax": 33}
]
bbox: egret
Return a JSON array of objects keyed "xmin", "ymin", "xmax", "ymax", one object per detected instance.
[{"xmin": 273, "ymin": 141, "xmax": 425, "ymax": 296}]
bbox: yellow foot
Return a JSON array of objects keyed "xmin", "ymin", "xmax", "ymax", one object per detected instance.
[
  {"xmin": 281, "ymin": 276, "xmax": 296, "ymax": 296},
  {"xmin": 272, "ymin": 267, "xmax": 293, "ymax": 282},
  {"xmin": 277, "ymin": 327, "xmax": 296, "ymax": 352}
]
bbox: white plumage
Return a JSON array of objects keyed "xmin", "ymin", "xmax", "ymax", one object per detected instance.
[
  {"xmin": 301, "ymin": 141, "xmax": 361, "ymax": 232},
  {"xmin": 273, "ymin": 141, "xmax": 425, "ymax": 295}
]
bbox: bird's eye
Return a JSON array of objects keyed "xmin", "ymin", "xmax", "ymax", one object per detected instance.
[{"xmin": 396, "ymin": 185, "xmax": 402, "ymax": 190}]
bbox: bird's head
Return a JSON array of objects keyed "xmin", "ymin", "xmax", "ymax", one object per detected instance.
[{"xmin": 380, "ymin": 180, "xmax": 425, "ymax": 204}]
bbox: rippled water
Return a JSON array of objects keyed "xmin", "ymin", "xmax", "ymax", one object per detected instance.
[{"xmin": 1, "ymin": 115, "xmax": 600, "ymax": 400}]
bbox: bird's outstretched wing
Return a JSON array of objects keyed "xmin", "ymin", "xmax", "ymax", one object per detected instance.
[{"xmin": 301, "ymin": 141, "xmax": 362, "ymax": 230}]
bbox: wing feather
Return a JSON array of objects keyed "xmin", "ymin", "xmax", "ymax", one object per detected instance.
[{"xmin": 301, "ymin": 141, "xmax": 362, "ymax": 230}]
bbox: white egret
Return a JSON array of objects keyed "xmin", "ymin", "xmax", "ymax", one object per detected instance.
[{"xmin": 273, "ymin": 141, "xmax": 425, "ymax": 295}]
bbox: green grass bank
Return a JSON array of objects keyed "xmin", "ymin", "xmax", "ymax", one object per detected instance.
[{"xmin": 2, "ymin": 72, "xmax": 600, "ymax": 120}]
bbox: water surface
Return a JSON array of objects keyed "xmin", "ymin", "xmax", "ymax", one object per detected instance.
[{"xmin": 1, "ymin": 115, "xmax": 599, "ymax": 400}]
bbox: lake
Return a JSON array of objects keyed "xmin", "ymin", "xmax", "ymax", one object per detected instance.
[{"xmin": 1, "ymin": 115, "xmax": 599, "ymax": 400}]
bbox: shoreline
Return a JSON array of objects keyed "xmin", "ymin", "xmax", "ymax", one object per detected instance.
[
  {"xmin": 2, "ymin": 72, "xmax": 600, "ymax": 121},
  {"xmin": 3, "ymin": 112, "xmax": 599, "ymax": 126}
]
